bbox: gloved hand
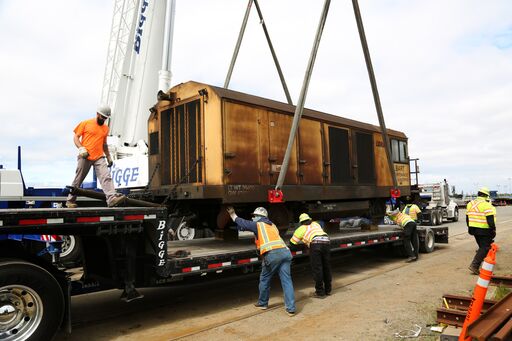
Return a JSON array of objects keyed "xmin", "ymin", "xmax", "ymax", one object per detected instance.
[
  {"xmin": 226, "ymin": 206, "xmax": 237, "ymax": 221},
  {"xmin": 78, "ymin": 146, "xmax": 89, "ymax": 159},
  {"xmin": 107, "ymin": 157, "xmax": 113, "ymax": 167},
  {"xmin": 491, "ymin": 228, "xmax": 496, "ymax": 239}
]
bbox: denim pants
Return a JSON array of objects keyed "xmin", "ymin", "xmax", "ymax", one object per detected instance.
[{"xmin": 258, "ymin": 247, "xmax": 296, "ymax": 312}]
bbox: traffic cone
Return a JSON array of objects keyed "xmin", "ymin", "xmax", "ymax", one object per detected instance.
[{"xmin": 458, "ymin": 243, "xmax": 499, "ymax": 341}]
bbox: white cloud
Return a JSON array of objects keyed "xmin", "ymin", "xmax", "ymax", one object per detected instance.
[{"xmin": 0, "ymin": 0, "xmax": 511, "ymax": 194}]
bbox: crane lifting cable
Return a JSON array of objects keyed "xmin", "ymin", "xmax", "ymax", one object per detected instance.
[
  {"xmin": 272, "ymin": 0, "xmax": 399, "ymax": 202},
  {"xmin": 224, "ymin": 0, "xmax": 293, "ymax": 105}
]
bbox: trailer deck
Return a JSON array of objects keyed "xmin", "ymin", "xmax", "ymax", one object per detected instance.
[{"xmin": 161, "ymin": 226, "xmax": 408, "ymax": 281}]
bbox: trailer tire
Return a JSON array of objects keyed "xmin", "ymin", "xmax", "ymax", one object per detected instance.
[
  {"xmin": 59, "ymin": 235, "xmax": 82, "ymax": 267},
  {"xmin": 0, "ymin": 260, "xmax": 64, "ymax": 341},
  {"xmin": 419, "ymin": 228, "xmax": 435, "ymax": 253}
]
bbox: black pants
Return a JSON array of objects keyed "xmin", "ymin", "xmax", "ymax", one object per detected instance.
[
  {"xmin": 310, "ymin": 243, "xmax": 332, "ymax": 295},
  {"xmin": 403, "ymin": 222, "xmax": 419, "ymax": 259},
  {"xmin": 471, "ymin": 234, "xmax": 494, "ymax": 268}
]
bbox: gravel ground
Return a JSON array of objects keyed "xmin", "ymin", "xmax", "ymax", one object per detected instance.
[{"xmin": 56, "ymin": 206, "xmax": 512, "ymax": 341}]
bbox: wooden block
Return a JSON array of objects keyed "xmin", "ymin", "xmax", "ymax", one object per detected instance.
[{"xmin": 440, "ymin": 325, "xmax": 460, "ymax": 341}]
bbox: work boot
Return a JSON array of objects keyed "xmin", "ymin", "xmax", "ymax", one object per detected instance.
[
  {"xmin": 312, "ymin": 292, "xmax": 326, "ymax": 299},
  {"xmin": 468, "ymin": 265, "xmax": 480, "ymax": 275},
  {"xmin": 286, "ymin": 310, "xmax": 296, "ymax": 317},
  {"xmin": 108, "ymin": 195, "xmax": 126, "ymax": 207},
  {"xmin": 405, "ymin": 256, "xmax": 418, "ymax": 263},
  {"xmin": 65, "ymin": 201, "xmax": 78, "ymax": 208},
  {"xmin": 254, "ymin": 303, "xmax": 268, "ymax": 310},
  {"xmin": 120, "ymin": 288, "xmax": 144, "ymax": 303}
]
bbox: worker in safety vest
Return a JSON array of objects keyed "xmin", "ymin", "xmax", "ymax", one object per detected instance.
[
  {"xmin": 290, "ymin": 213, "xmax": 332, "ymax": 298},
  {"xmin": 402, "ymin": 196, "xmax": 422, "ymax": 223},
  {"xmin": 226, "ymin": 206, "xmax": 296, "ymax": 316},
  {"xmin": 387, "ymin": 209, "xmax": 419, "ymax": 262},
  {"xmin": 66, "ymin": 104, "xmax": 125, "ymax": 208},
  {"xmin": 466, "ymin": 187, "xmax": 496, "ymax": 275}
]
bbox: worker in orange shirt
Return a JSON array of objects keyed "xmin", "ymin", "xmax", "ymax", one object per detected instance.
[{"xmin": 66, "ymin": 105, "xmax": 125, "ymax": 208}]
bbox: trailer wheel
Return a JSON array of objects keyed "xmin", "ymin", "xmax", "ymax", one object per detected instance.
[
  {"xmin": 60, "ymin": 235, "xmax": 82, "ymax": 267},
  {"xmin": 175, "ymin": 220, "xmax": 196, "ymax": 240},
  {"xmin": 419, "ymin": 228, "xmax": 435, "ymax": 253},
  {"xmin": 0, "ymin": 260, "xmax": 64, "ymax": 341}
]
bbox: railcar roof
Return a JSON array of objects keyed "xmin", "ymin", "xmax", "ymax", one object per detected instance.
[{"xmin": 175, "ymin": 81, "xmax": 406, "ymax": 138}]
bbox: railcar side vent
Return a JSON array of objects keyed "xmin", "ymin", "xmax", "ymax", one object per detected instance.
[
  {"xmin": 161, "ymin": 99, "xmax": 202, "ymax": 185},
  {"xmin": 328, "ymin": 127, "xmax": 351, "ymax": 184}
]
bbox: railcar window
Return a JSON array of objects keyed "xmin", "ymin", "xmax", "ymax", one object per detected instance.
[
  {"xmin": 399, "ymin": 140, "xmax": 408, "ymax": 162},
  {"xmin": 390, "ymin": 139, "xmax": 408, "ymax": 163},
  {"xmin": 391, "ymin": 139, "xmax": 400, "ymax": 162}
]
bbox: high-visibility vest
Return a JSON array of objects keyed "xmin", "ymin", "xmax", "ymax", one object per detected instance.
[
  {"xmin": 403, "ymin": 204, "xmax": 421, "ymax": 220},
  {"xmin": 466, "ymin": 197, "xmax": 495, "ymax": 229},
  {"xmin": 290, "ymin": 222, "xmax": 328, "ymax": 247},
  {"xmin": 391, "ymin": 212, "xmax": 414, "ymax": 228},
  {"xmin": 255, "ymin": 222, "xmax": 287, "ymax": 255}
]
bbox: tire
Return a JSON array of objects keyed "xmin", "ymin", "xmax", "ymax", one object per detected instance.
[
  {"xmin": 0, "ymin": 260, "xmax": 64, "ymax": 341},
  {"xmin": 203, "ymin": 228, "xmax": 215, "ymax": 238},
  {"xmin": 419, "ymin": 228, "xmax": 435, "ymax": 253},
  {"xmin": 59, "ymin": 235, "xmax": 82, "ymax": 267},
  {"xmin": 436, "ymin": 211, "xmax": 443, "ymax": 225},
  {"xmin": 430, "ymin": 212, "xmax": 437, "ymax": 226},
  {"xmin": 452, "ymin": 208, "xmax": 459, "ymax": 222}
]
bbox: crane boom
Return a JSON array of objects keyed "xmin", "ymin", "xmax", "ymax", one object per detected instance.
[{"xmin": 100, "ymin": 0, "xmax": 176, "ymax": 188}]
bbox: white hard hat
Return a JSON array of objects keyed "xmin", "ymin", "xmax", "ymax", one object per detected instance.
[
  {"xmin": 252, "ymin": 207, "xmax": 268, "ymax": 218},
  {"xmin": 97, "ymin": 104, "xmax": 111, "ymax": 118}
]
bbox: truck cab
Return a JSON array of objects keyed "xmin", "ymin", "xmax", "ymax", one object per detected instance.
[{"xmin": 417, "ymin": 180, "xmax": 459, "ymax": 225}]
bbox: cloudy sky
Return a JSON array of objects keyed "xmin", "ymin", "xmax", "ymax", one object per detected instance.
[{"xmin": 0, "ymin": 0, "xmax": 511, "ymax": 195}]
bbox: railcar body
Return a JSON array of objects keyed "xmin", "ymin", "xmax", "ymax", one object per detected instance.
[{"xmin": 147, "ymin": 81, "xmax": 410, "ymax": 233}]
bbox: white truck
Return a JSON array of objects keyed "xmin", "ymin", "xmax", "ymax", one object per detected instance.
[{"xmin": 417, "ymin": 180, "xmax": 459, "ymax": 225}]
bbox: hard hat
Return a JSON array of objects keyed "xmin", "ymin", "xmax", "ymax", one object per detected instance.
[
  {"xmin": 479, "ymin": 187, "xmax": 490, "ymax": 197},
  {"xmin": 252, "ymin": 207, "xmax": 268, "ymax": 217},
  {"xmin": 97, "ymin": 104, "xmax": 111, "ymax": 118},
  {"xmin": 299, "ymin": 213, "xmax": 311, "ymax": 223}
]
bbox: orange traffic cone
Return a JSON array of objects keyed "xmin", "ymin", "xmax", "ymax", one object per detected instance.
[{"xmin": 458, "ymin": 243, "xmax": 499, "ymax": 341}]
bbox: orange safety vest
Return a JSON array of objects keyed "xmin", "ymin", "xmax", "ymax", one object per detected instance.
[
  {"xmin": 255, "ymin": 222, "xmax": 287, "ymax": 255},
  {"xmin": 466, "ymin": 197, "xmax": 494, "ymax": 229}
]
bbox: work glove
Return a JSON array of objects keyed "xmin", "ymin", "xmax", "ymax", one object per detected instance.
[
  {"xmin": 107, "ymin": 157, "xmax": 113, "ymax": 167},
  {"xmin": 78, "ymin": 147, "xmax": 89, "ymax": 159},
  {"xmin": 226, "ymin": 206, "xmax": 237, "ymax": 221}
]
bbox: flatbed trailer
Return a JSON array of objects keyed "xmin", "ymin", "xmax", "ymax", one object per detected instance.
[{"xmin": 0, "ymin": 207, "xmax": 448, "ymax": 340}]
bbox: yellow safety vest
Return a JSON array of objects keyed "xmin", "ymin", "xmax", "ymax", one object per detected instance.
[
  {"xmin": 391, "ymin": 212, "xmax": 414, "ymax": 228},
  {"xmin": 290, "ymin": 221, "xmax": 328, "ymax": 247},
  {"xmin": 466, "ymin": 197, "xmax": 495, "ymax": 229},
  {"xmin": 402, "ymin": 204, "xmax": 421, "ymax": 220},
  {"xmin": 255, "ymin": 222, "xmax": 287, "ymax": 255}
]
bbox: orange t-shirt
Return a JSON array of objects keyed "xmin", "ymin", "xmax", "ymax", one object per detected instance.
[{"xmin": 74, "ymin": 118, "xmax": 109, "ymax": 161}]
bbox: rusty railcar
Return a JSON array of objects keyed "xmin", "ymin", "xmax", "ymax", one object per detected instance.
[{"xmin": 147, "ymin": 81, "xmax": 410, "ymax": 237}]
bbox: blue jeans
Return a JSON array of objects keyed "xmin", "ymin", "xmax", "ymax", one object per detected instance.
[{"xmin": 258, "ymin": 247, "xmax": 296, "ymax": 312}]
